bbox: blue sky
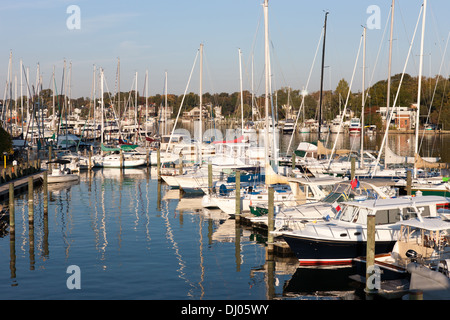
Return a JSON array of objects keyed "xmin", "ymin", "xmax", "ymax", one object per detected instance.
[{"xmin": 1, "ymin": 0, "xmax": 449, "ymax": 99}]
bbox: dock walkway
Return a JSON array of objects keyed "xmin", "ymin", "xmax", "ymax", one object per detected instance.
[{"xmin": 0, "ymin": 172, "xmax": 43, "ymax": 202}]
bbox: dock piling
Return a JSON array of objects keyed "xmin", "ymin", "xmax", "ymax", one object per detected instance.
[
  {"xmin": 365, "ymin": 213, "xmax": 377, "ymax": 295},
  {"xmin": 28, "ymin": 177, "xmax": 34, "ymax": 223},
  {"xmin": 157, "ymin": 149, "xmax": 161, "ymax": 180},
  {"xmin": 407, "ymin": 170, "xmax": 412, "ymax": 195},
  {"xmin": 208, "ymin": 162, "xmax": 212, "ymax": 194},
  {"xmin": 267, "ymin": 186, "xmax": 274, "ymax": 253},
  {"xmin": 43, "ymin": 171, "xmax": 48, "ymax": 214},
  {"xmin": 235, "ymin": 170, "xmax": 241, "ymax": 222},
  {"xmin": 9, "ymin": 183, "xmax": 15, "ymax": 236}
]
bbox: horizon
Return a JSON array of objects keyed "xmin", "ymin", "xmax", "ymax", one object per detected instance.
[{"xmin": 1, "ymin": 0, "xmax": 449, "ymax": 100}]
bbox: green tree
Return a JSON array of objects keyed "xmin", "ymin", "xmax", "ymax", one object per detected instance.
[{"xmin": 0, "ymin": 126, "xmax": 13, "ymax": 155}]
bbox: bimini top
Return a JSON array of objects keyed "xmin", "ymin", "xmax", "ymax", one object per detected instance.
[
  {"xmin": 400, "ymin": 217, "xmax": 450, "ymax": 231},
  {"xmin": 340, "ymin": 195, "xmax": 450, "ymax": 211}
]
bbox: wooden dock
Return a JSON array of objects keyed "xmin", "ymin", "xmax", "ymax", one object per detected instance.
[{"xmin": 0, "ymin": 172, "xmax": 43, "ymax": 202}]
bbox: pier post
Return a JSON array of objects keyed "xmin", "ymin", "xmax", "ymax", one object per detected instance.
[
  {"xmin": 120, "ymin": 149, "xmax": 124, "ymax": 169},
  {"xmin": 208, "ymin": 162, "xmax": 212, "ymax": 194},
  {"xmin": 291, "ymin": 152, "xmax": 296, "ymax": 177},
  {"xmin": 267, "ymin": 186, "xmax": 274, "ymax": 253},
  {"xmin": 351, "ymin": 156, "xmax": 355, "ymax": 180},
  {"xmin": 235, "ymin": 170, "xmax": 241, "ymax": 222},
  {"xmin": 409, "ymin": 290, "xmax": 423, "ymax": 300},
  {"xmin": 157, "ymin": 149, "xmax": 161, "ymax": 181},
  {"xmin": 406, "ymin": 170, "xmax": 412, "ymax": 196},
  {"xmin": 88, "ymin": 149, "xmax": 92, "ymax": 170},
  {"xmin": 43, "ymin": 171, "xmax": 48, "ymax": 214},
  {"xmin": 9, "ymin": 183, "xmax": 15, "ymax": 237},
  {"xmin": 365, "ymin": 212, "xmax": 377, "ymax": 296},
  {"xmin": 179, "ymin": 152, "xmax": 183, "ymax": 175},
  {"xmin": 146, "ymin": 149, "xmax": 150, "ymax": 167},
  {"xmin": 48, "ymin": 145, "xmax": 52, "ymax": 172},
  {"xmin": 28, "ymin": 177, "xmax": 34, "ymax": 223}
]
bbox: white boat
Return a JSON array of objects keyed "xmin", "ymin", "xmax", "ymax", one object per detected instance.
[
  {"xmin": 94, "ymin": 154, "xmax": 146, "ymax": 168},
  {"xmin": 348, "ymin": 118, "xmax": 361, "ymax": 134},
  {"xmin": 282, "ymin": 195, "xmax": 450, "ymax": 266},
  {"xmin": 46, "ymin": 160, "xmax": 80, "ymax": 184},
  {"xmin": 330, "ymin": 115, "xmax": 344, "ymax": 133},
  {"xmin": 353, "ymin": 216, "xmax": 450, "ymax": 285},
  {"xmin": 93, "ymin": 144, "xmax": 146, "ymax": 168},
  {"xmin": 249, "ymin": 179, "xmax": 395, "ymax": 235},
  {"xmin": 282, "ymin": 119, "xmax": 295, "ymax": 134},
  {"xmin": 213, "ymin": 183, "xmax": 296, "ymax": 216}
]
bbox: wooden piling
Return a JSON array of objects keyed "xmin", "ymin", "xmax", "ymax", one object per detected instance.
[
  {"xmin": 88, "ymin": 149, "xmax": 92, "ymax": 170},
  {"xmin": 351, "ymin": 157, "xmax": 355, "ymax": 180},
  {"xmin": 28, "ymin": 177, "xmax": 34, "ymax": 223},
  {"xmin": 208, "ymin": 162, "xmax": 212, "ymax": 194},
  {"xmin": 48, "ymin": 145, "xmax": 52, "ymax": 171},
  {"xmin": 291, "ymin": 152, "xmax": 296, "ymax": 177},
  {"xmin": 157, "ymin": 149, "xmax": 161, "ymax": 180},
  {"xmin": 267, "ymin": 186, "xmax": 274, "ymax": 253},
  {"xmin": 235, "ymin": 170, "xmax": 241, "ymax": 222},
  {"xmin": 9, "ymin": 183, "xmax": 15, "ymax": 236},
  {"xmin": 179, "ymin": 153, "xmax": 183, "ymax": 175},
  {"xmin": 406, "ymin": 170, "xmax": 412, "ymax": 196},
  {"xmin": 365, "ymin": 213, "xmax": 377, "ymax": 294},
  {"xmin": 409, "ymin": 290, "xmax": 423, "ymax": 300},
  {"xmin": 43, "ymin": 171, "xmax": 48, "ymax": 214}
]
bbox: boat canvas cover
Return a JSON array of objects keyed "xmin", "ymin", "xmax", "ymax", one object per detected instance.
[{"xmin": 101, "ymin": 144, "xmax": 121, "ymax": 152}]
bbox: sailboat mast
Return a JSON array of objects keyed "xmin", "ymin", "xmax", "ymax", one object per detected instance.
[
  {"xmin": 264, "ymin": 0, "xmax": 270, "ymax": 165},
  {"xmin": 100, "ymin": 68, "xmax": 104, "ymax": 146},
  {"xmin": 20, "ymin": 59, "xmax": 23, "ymax": 135},
  {"xmin": 118, "ymin": 58, "xmax": 121, "ymax": 119},
  {"xmin": 251, "ymin": 54, "xmax": 255, "ymax": 122},
  {"xmin": 386, "ymin": 0, "xmax": 395, "ymax": 127},
  {"xmin": 318, "ymin": 11, "xmax": 329, "ymax": 139},
  {"xmin": 361, "ymin": 26, "xmax": 366, "ymax": 169},
  {"xmin": 52, "ymin": 65, "xmax": 56, "ymax": 131},
  {"xmin": 239, "ymin": 48, "xmax": 244, "ymax": 135},
  {"xmin": 145, "ymin": 69, "xmax": 149, "ymax": 138},
  {"xmin": 414, "ymin": 0, "xmax": 427, "ymax": 178},
  {"xmin": 164, "ymin": 71, "xmax": 168, "ymax": 135},
  {"xmin": 135, "ymin": 71, "xmax": 138, "ymax": 143},
  {"xmin": 199, "ymin": 43, "xmax": 204, "ymax": 164}
]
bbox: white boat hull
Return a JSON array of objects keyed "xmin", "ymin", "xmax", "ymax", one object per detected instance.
[{"xmin": 47, "ymin": 174, "xmax": 80, "ymax": 184}]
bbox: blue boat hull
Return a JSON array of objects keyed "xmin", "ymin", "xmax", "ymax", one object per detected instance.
[{"xmin": 282, "ymin": 234, "xmax": 396, "ymax": 266}]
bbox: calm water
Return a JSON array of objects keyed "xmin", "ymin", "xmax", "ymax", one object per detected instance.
[
  {"xmin": 1, "ymin": 168, "xmax": 323, "ymax": 300},
  {"xmin": 1, "ymin": 131, "xmax": 449, "ymax": 300}
]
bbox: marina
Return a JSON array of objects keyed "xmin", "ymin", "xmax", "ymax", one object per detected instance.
[
  {"xmin": 1, "ymin": 0, "xmax": 450, "ymax": 303},
  {"xmin": 0, "ymin": 129, "xmax": 450, "ymax": 300}
]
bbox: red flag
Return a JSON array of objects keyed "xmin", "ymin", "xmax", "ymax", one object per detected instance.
[{"xmin": 351, "ymin": 178, "xmax": 358, "ymax": 189}]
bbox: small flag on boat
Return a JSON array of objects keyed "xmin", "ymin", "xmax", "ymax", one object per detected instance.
[
  {"xmin": 351, "ymin": 178, "xmax": 359, "ymax": 189},
  {"xmin": 332, "ymin": 202, "xmax": 341, "ymax": 213}
]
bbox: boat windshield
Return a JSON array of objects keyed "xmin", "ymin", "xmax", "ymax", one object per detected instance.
[{"xmin": 321, "ymin": 182, "xmax": 380, "ymax": 204}]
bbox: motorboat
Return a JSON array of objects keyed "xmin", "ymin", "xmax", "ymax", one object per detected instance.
[
  {"xmin": 282, "ymin": 119, "xmax": 295, "ymax": 134},
  {"xmin": 282, "ymin": 195, "xmax": 450, "ymax": 266},
  {"xmin": 248, "ymin": 175, "xmax": 341, "ymax": 217},
  {"xmin": 46, "ymin": 159, "xmax": 80, "ymax": 184},
  {"xmin": 348, "ymin": 118, "xmax": 361, "ymax": 134},
  {"xmin": 353, "ymin": 216, "xmax": 450, "ymax": 283},
  {"xmin": 249, "ymin": 179, "xmax": 396, "ymax": 235}
]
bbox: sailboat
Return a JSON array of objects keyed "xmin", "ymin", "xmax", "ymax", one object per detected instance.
[{"xmin": 91, "ymin": 69, "xmax": 146, "ymax": 168}]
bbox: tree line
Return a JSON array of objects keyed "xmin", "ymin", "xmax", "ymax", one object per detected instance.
[{"xmin": 2, "ymin": 73, "xmax": 449, "ymax": 129}]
